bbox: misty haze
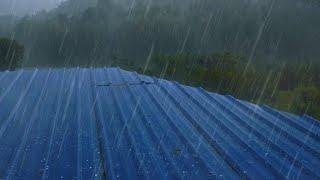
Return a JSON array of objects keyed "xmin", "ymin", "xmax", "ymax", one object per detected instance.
[
  {"xmin": 0, "ymin": 0, "xmax": 319, "ymax": 179},
  {"xmin": 0, "ymin": 0, "xmax": 66, "ymax": 16}
]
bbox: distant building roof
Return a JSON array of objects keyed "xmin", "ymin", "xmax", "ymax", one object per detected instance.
[{"xmin": 0, "ymin": 67, "xmax": 319, "ymax": 179}]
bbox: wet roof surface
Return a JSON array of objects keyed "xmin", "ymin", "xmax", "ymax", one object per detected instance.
[{"xmin": 0, "ymin": 67, "xmax": 319, "ymax": 179}]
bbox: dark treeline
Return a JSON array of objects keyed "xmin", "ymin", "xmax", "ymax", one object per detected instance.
[
  {"xmin": 0, "ymin": 0, "xmax": 319, "ymax": 118},
  {"xmin": 0, "ymin": 38, "xmax": 24, "ymax": 70}
]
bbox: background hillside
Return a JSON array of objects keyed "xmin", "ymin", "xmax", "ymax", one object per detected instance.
[{"xmin": 0, "ymin": 0, "xmax": 319, "ymax": 66}]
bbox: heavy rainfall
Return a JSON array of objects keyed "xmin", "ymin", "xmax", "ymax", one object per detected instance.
[{"xmin": 0, "ymin": 0, "xmax": 319, "ymax": 179}]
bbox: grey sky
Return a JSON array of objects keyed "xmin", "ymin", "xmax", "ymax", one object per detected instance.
[{"xmin": 0, "ymin": 0, "xmax": 66, "ymax": 16}]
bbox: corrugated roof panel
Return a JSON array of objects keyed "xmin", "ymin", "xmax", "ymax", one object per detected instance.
[{"xmin": 0, "ymin": 67, "xmax": 319, "ymax": 179}]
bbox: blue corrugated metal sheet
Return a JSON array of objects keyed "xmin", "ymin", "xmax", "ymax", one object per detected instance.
[{"xmin": 0, "ymin": 67, "xmax": 319, "ymax": 179}]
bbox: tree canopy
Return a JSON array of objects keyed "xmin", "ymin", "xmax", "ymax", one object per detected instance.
[{"xmin": 0, "ymin": 38, "xmax": 24, "ymax": 70}]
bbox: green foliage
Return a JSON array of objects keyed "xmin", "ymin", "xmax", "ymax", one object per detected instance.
[
  {"xmin": 272, "ymin": 86, "xmax": 320, "ymax": 119},
  {"xmin": 0, "ymin": 38, "xmax": 24, "ymax": 70},
  {"xmin": 148, "ymin": 51, "xmax": 243, "ymax": 92},
  {"xmin": 292, "ymin": 86, "xmax": 320, "ymax": 116},
  {"xmin": 144, "ymin": 51, "xmax": 320, "ymax": 120}
]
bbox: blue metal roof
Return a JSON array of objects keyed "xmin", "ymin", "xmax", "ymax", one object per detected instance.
[{"xmin": 0, "ymin": 67, "xmax": 319, "ymax": 179}]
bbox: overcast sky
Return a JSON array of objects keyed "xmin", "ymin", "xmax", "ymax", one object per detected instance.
[{"xmin": 0, "ymin": 0, "xmax": 66, "ymax": 16}]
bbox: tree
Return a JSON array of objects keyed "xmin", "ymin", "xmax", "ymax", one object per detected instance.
[
  {"xmin": 292, "ymin": 86, "xmax": 320, "ymax": 117},
  {"xmin": 0, "ymin": 38, "xmax": 24, "ymax": 70}
]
